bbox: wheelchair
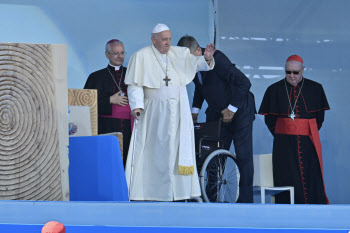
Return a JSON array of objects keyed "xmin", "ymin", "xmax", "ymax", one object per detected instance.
[{"xmin": 194, "ymin": 119, "xmax": 240, "ymax": 203}]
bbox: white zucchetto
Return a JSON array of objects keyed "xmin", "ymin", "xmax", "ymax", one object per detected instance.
[{"xmin": 152, "ymin": 23, "xmax": 170, "ymax": 33}]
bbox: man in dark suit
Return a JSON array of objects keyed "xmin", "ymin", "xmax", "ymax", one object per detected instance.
[{"xmin": 177, "ymin": 35, "xmax": 256, "ymax": 203}]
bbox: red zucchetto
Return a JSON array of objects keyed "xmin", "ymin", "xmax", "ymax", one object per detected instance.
[{"xmin": 286, "ymin": 54, "xmax": 303, "ymax": 63}]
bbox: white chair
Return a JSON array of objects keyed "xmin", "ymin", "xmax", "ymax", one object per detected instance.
[{"xmin": 253, "ymin": 153, "xmax": 294, "ymax": 204}]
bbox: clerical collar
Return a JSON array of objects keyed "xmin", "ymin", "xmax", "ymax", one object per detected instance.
[{"xmin": 108, "ymin": 63, "xmax": 121, "ymax": 71}]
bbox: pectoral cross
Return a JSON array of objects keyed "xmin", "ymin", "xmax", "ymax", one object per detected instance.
[
  {"xmin": 288, "ymin": 111, "xmax": 295, "ymax": 121},
  {"xmin": 163, "ymin": 76, "xmax": 171, "ymax": 86}
]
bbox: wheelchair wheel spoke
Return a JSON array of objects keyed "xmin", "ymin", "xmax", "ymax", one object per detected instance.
[{"xmin": 200, "ymin": 150, "xmax": 240, "ymax": 203}]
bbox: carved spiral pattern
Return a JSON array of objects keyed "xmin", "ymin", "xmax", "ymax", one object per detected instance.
[
  {"xmin": 68, "ymin": 88, "xmax": 97, "ymax": 135},
  {"xmin": 0, "ymin": 43, "xmax": 62, "ymax": 200}
]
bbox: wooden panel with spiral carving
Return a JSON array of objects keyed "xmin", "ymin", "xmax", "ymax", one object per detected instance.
[
  {"xmin": 68, "ymin": 88, "xmax": 97, "ymax": 136},
  {"xmin": 0, "ymin": 43, "xmax": 69, "ymax": 201}
]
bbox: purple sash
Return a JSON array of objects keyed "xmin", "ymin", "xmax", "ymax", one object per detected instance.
[{"xmin": 100, "ymin": 104, "xmax": 135, "ymax": 131}]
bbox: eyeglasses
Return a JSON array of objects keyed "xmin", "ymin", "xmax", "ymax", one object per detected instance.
[
  {"xmin": 108, "ymin": 52, "xmax": 126, "ymax": 56},
  {"xmin": 285, "ymin": 66, "xmax": 303, "ymax": 75}
]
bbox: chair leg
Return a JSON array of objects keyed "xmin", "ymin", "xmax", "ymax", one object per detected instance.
[
  {"xmin": 261, "ymin": 187, "xmax": 266, "ymax": 204},
  {"xmin": 290, "ymin": 187, "xmax": 294, "ymax": 204}
]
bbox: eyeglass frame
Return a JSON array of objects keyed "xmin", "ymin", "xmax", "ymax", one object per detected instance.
[
  {"xmin": 285, "ymin": 66, "xmax": 304, "ymax": 75},
  {"xmin": 108, "ymin": 51, "xmax": 127, "ymax": 57}
]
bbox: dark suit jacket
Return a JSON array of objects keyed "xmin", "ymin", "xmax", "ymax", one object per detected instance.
[{"xmin": 193, "ymin": 49, "xmax": 256, "ymax": 130}]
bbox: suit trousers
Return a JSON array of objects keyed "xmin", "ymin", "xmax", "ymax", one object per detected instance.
[{"xmin": 220, "ymin": 121, "xmax": 254, "ymax": 203}]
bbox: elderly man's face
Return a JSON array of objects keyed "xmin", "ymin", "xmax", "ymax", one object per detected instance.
[
  {"xmin": 285, "ymin": 61, "xmax": 304, "ymax": 86},
  {"xmin": 105, "ymin": 44, "xmax": 125, "ymax": 66},
  {"xmin": 152, "ymin": 30, "xmax": 171, "ymax": 54}
]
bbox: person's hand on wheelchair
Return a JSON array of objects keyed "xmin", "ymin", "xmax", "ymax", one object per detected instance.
[
  {"xmin": 192, "ymin": 113, "xmax": 199, "ymax": 123},
  {"xmin": 221, "ymin": 108, "xmax": 234, "ymax": 123}
]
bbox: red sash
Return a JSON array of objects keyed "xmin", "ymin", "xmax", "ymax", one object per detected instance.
[{"xmin": 275, "ymin": 118, "xmax": 328, "ymax": 203}]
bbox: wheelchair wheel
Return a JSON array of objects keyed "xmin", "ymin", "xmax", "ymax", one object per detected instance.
[{"xmin": 200, "ymin": 149, "xmax": 240, "ymax": 203}]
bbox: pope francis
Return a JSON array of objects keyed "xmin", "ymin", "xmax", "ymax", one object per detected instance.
[{"xmin": 125, "ymin": 23, "xmax": 216, "ymax": 201}]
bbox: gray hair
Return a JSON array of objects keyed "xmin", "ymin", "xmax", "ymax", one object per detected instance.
[
  {"xmin": 285, "ymin": 61, "xmax": 304, "ymax": 70},
  {"xmin": 151, "ymin": 33, "xmax": 159, "ymax": 40},
  {"xmin": 177, "ymin": 35, "xmax": 200, "ymax": 53},
  {"xmin": 105, "ymin": 40, "xmax": 124, "ymax": 53}
]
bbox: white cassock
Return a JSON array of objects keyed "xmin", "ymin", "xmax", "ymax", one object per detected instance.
[{"xmin": 125, "ymin": 44, "xmax": 214, "ymax": 201}]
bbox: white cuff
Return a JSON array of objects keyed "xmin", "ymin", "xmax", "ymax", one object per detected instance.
[
  {"xmin": 206, "ymin": 57, "xmax": 215, "ymax": 69},
  {"xmin": 228, "ymin": 104, "xmax": 238, "ymax": 113},
  {"xmin": 127, "ymin": 85, "xmax": 144, "ymax": 111},
  {"xmin": 192, "ymin": 107, "xmax": 200, "ymax": 114}
]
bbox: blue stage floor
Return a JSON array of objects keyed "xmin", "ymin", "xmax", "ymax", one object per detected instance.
[
  {"xmin": 1, "ymin": 201, "xmax": 349, "ymax": 232},
  {"xmin": 0, "ymin": 225, "xmax": 348, "ymax": 233}
]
